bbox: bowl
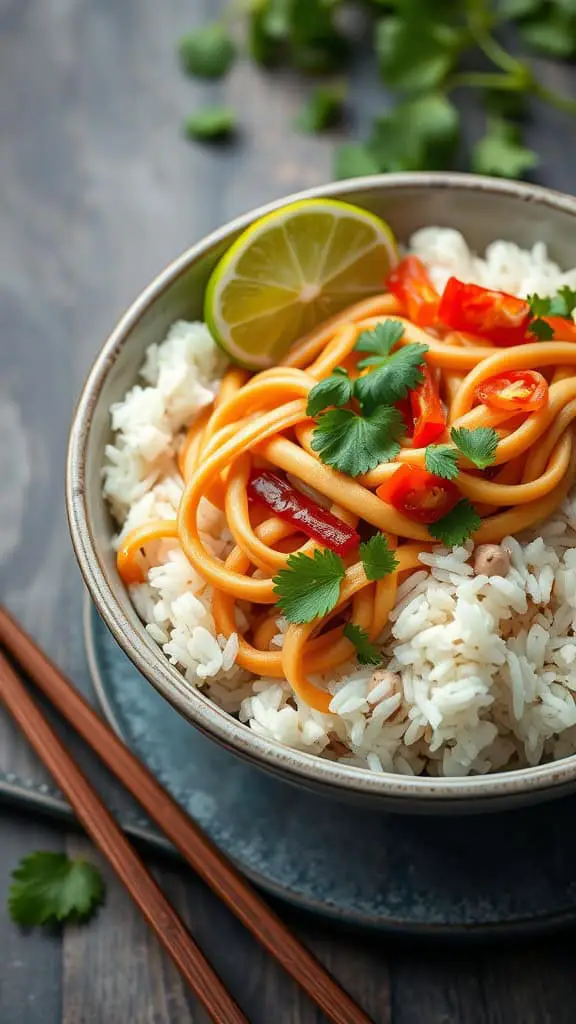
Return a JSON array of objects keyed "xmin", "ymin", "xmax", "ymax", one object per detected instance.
[{"xmin": 67, "ymin": 171, "xmax": 576, "ymax": 813}]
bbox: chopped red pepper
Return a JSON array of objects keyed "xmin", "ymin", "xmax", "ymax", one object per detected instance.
[
  {"xmin": 395, "ymin": 397, "xmax": 414, "ymax": 433},
  {"xmin": 376, "ymin": 465, "xmax": 460, "ymax": 525},
  {"xmin": 438, "ymin": 277, "xmax": 531, "ymax": 346},
  {"xmin": 248, "ymin": 470, "xmax": 360, "ymax": 556},
  {"xmin": 476, "ymin": 370, "xmax": 548, "ymax": 413},
  {"xmin": 541, "ymin": 316, "xmax": 576, "ymax": 342},
  {"xmin": 387, "ymin": 256, "xmax": 440, "ymax": 328},
  {"xmin": 410, "ymin": 365, "xmax": 446, "ymax": 448}
]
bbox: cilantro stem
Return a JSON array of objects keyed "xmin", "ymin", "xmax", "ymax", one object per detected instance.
[
  {"xmin": 464, "ymin": 7, "xmax": 521, "ymax": 76},
  {"xmin": 532, "ymin": 83, "xmax": 576, "ymax": 118},
  {"xmin": 450, "ymin": 72, "xmax": 522, "ymax": 92}
]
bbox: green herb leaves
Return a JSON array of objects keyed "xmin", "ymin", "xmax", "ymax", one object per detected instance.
[
  {"xmin": 272, "ymin": 532, "xmax": 397, "ymax": 623},
  {"xmin": 306, "ymin": 367, "xmax": 354, "ymax": 417},
  {"xmin": 472, "ymin": 117, "xmax": 538, "ymax": 180},
  {"xmin": 527, "ymin": 287, "xmax": 576, "ymax": 339},
  {"xmin": 354, "ymin": 323, "xmax": 428, "ymax": 410},
  {"xmin": 178, "ymin": 23, "xmax": 236, "ymax": 79},
  {"xmin": 311, "ymin": 407, "xmax": 405, "ymax": 477},
  {"xmin": 425, "ymin": 444, "xmax": 460, "ymax": 481},
  {"xmin": 295, "ymin": 84, "xmax": 346, "ymax": 134},
  {"xmin": 428, "ymin": 499, "xmax": 481, "ymax": 548},
  {"xmin": 450, "ymin": 427, "xmax": 499, "ymax": 470},
  {"xmin": 9, "ymin": 853, "xmax": 104, "ymax": 928},
  {"xmin": 273, "ymin": 548, "xmax": 345, "ymax": 623},
  {"xmin": 343, "ymin": 624, "xmax": 381, "ymax": 665},
  {"xmin": 308, "ymin": 321, "xmax": 427, "ymax": 478},
  {"xmin": 184, "ymin": 107, "xmax": 236, "ymax": 141},
  {"xmin": 360, "ymin": 533, "xmax": 399, "ymax": 581}
]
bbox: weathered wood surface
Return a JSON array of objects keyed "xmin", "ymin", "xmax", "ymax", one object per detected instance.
[{"xmin": 1, "ymin": 0, "xmax": 576, "ymax": 1020}]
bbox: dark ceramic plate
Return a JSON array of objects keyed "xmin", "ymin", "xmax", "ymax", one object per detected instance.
[{"xmin": 83, "ymin": 598, "xmax": 576, "ymax": 938}]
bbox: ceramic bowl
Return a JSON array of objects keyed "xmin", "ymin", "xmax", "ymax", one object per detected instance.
[{"xmin": 67, "ymin": 172, "xmax": 576, "ymax": 813}]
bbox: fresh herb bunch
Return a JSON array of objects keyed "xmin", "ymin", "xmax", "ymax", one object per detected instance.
[{"xmin": 177, "ymin": 0, "xmax": 576, "ymax": 178}]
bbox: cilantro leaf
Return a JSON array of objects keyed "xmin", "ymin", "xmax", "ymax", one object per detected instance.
[
  {"xmin": 472, "ymin": 117, "xmax": 538, "ymax": 179},
  {"xmin": 343, "ymin": 623, "xmax": 382, "ymax": 666},
  {"xmin": 334, "ymin": 143, "xmax": 380, "ymax": 181},
  {"xmin": 450, "ymin": 426, "xmax": 499, "ymax": 470},
  {"xmin": 178, "ymin": 23, "xmax": 236, "ymax": 79},
  {"xmin": 428, "ymin": 499, "xmax": 481, "ymax": 547},
  {"xmin": 295, "ymin": 84, "xmax": 346, "ymax": 134},
  {"xmin": 184, "ymin": 107, "xmax": 236, "ymax": 142},
  {"xmin": 529, "ymin": 317, "xmax": 555, "ymax": 340},
  {"xmin": 355, "ymin": 321, "xmax": 405, "ymax": 358},
  {"xmin": 311, "ymin": 407, "xmax": 405, "ymax": 477},
  {"xmin": 376, "ymin": 16, "xmax": 462, "ymax": 92},
  {"xmin": 369, "ymin": 94, "xmax": 460, "ymax": 174},
  {"xmin": 529, "ymin": 287, "xmax": 576, "ymax": 318},
  {"xmin": 360, "ymin": 533, "xmax": 399, "ymax": 581},
  {"xmin": 9, "ymin": 853, "xmax": 104, "ymax": 927},
  {"xmin": 520, "ymin": 10, "xmax": 576, "ymax": 58},
  {"xmin": 425, "ymin": 445, "xmax": 460, "ymax": 480},
  {"xmin": 272, "ymin": 548, "xmax": 345, "ymax": 623},
  {"xmin": 307, "ymin": 368, "xmax": 353, "ymax": 417}
]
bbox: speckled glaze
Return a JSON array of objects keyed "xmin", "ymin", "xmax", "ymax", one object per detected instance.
[
  {"xmin": 67, "ymin": 172, "xmax": 576, "ymax": 812},
  {"xmin": 87, "ymin": 597, "xmax": 576, "ymax": 937}
]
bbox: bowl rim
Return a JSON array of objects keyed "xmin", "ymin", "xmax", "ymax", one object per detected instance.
[{"xmin": 67, "ymin": 170, "xmax": 576, "ymax": 805}]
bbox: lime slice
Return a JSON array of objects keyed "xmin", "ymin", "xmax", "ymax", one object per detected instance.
[{"xmin": 205, "ymin": 198, "xmax": 398, "ymax": 370}]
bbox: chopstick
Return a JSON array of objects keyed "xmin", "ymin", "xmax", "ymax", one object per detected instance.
[
  {"xmin": 0, "ymin": 644, "xmax": 248, "ymax": 1024},
  {"xmin": 0, "ymin": 605, "xmax": 374, "ymax": 1024}
]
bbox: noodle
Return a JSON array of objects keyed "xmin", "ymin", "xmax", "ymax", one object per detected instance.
[{"xmin": 117, "ymin": 286, "xmax": 576, "ymax": 713}]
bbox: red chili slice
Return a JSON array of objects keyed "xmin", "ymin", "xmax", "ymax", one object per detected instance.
[
  {"xmin": 438, "ymin": 277, "xmax": 531, "ymax": 346},
  {"xmin": 541, "ymin": 316, "xmax": 576, "ymax": 342},
  {"xmin": 376, "ymin": 465, "xmax": 460, "ymax": 525},
  {"xmin": 248, "ymin": 470, "xmax": 360, "ymax": 556},
  {"xmin": 387, "ymin": 256, "xmax": 440, "ymax": 328},
  {"xmin": 475, "ymin": 370, "xmax": 548, "ymax": 413},
  {"xmin": 410, "ymin": 365, "xmax": 446, "ymax": 448}
]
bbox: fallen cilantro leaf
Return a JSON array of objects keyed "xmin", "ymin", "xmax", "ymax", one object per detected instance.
[
  {"xmin": 428, "ymin": 499, "xmax": 481, "ymax": 547},
  {"xmin": 9, "ymin": 853, "xmax": 104, "ymax": 927},
  {"xmin": 343, "ymin": 623, "xmax": 381, "ymax": 666},
  {"xmin": 334, "ymin": 142, "xmax": 380, "ymax": 180},
  {"xmin": 178, "ymin": 23, "xmax": 236, "ymax": 79},
  {"xmin": 311, "ymin": 406, "xmax": 405, "ymax": 477},
  {"xmin": 295, "ymin": 84, "xmax": 346, "ymax": 134},
  {"xmin": 425, "ymin": 445, "xmax": 460, "ymax": 481},
  {"xmin": 472, "ymin": 117, "xmax": 538, "ymax": 179},
  {"xmin": 306, "ymin": 368, "xmax": 353, "ymax": 417},
  {"xmin": 272, "ymin": 548, "xmax": 345, "ymax": 623},
  {"xmin": 450, "ymin": 426, "xmax": 499, "ymax": 470},
  {"xmin": 360, "ymin": 533, "xmax": 399, "ymax": 581},
  {"xmin": 184, "ymin": 107, "xmax": 236, "ymax": 141},
  {"xmin": 529, "ymin": 317, "xmax": 555, "ymax": 340}
]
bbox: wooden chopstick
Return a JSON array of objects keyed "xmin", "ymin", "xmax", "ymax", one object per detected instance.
[
  {"xmin": 0, "ymin": 605, "xmax": 374, "ymax": 1024},
  {"xmin": 0, "ymin": 645, "xmax": 248, "ymax": 1024}
]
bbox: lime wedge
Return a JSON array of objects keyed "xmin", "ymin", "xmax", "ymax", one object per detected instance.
[{"xmin": 204, "ymin": 198, "xmax": 398, "ymax": 370}]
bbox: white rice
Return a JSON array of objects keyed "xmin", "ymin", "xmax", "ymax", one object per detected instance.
[{"xmin": 103, "ymin": 228, "xmax": 576, "ymax": 777}]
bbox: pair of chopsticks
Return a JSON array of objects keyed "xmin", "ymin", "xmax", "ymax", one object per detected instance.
[{"xmin": 0, "ymin": 604, "xmax": 374, "ymax": 1024}]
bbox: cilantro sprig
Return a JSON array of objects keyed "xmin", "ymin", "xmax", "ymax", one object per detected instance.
[
  {"xmin": 343, "ymin": 624, "xmax": 382, "ymax": 666},
  {"xmin": 8, "ymin": 852, "xmax": 105, "ymax": 927},
  {"xmin": 450, "ymin": 427, "xmax": 499, "ymax": 470},
  {"xmin": 311, "ymin": 406, "xmax": 405, "ymax": 477},
  {"xmin": 272, "ymin": 548, "xmax": 345, "ymax": 623},
  {"xmin": 425, "ymin": 445, "xmax": 460, "ymax": 481},
  {"xmin": 428, "ymin": 499, "xmax": 481, "ymax": 548},
  {"xmin": 176, "ymin": 3, "xmax": 576, "ymax": 179},
  {"xmin": 354, "ymin": 323, "xmax": 428, "ymax": 411},
  {"xmin": 360, "ymin": 534, "xmax": 399, "ymax": 581}
]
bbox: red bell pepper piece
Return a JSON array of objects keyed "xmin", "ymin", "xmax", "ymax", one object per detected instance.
[
  {"xmin": 476, "ymin": 370, "xmax": 548, "ymax": 413},
  {"xmin": 248, "ymin": 470, "xmax": 360, "ymax": 556},
  {"xmin": 438, "ymin": 277, "xmax": 531, "ymax": 346},
  {"xmin": 377, "ymin": 465, "xmax": 460, "ymax": 525},
  {"xmin": 387, "ymin": 256, "xmax": 440, "ymax": 328},
  {"xmin": 410, "ymin": 366, "xmax": 446, "ymax": 448}
]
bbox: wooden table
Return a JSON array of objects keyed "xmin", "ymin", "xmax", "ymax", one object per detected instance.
[{"xmin": 1, "ymin": 2, "xmax": 576, "ymax": 1021}]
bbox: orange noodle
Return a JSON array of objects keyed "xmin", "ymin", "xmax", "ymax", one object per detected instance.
[{"xmin": 117, "ymin": 287, "xmax": 576, "ymax": 713}]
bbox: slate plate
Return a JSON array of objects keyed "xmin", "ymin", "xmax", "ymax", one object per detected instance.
[{"xmin": 84, "ymin": 598, "xmax": 576, "ymax": 938}]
